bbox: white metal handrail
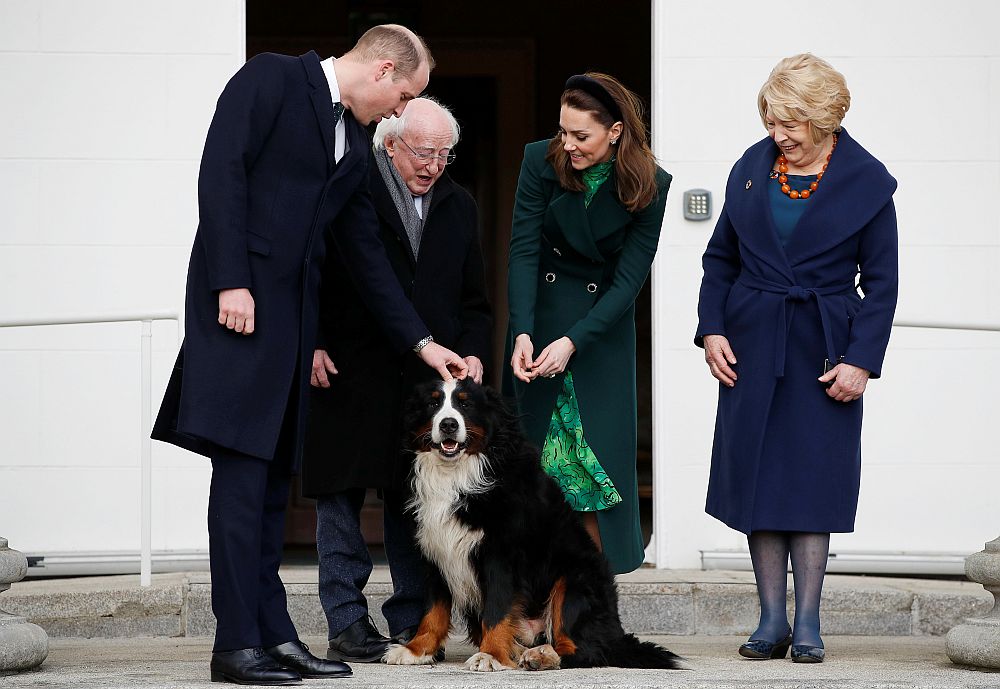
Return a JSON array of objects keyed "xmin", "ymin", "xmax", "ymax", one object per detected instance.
[
  {"xmin": 893, "ymin": 320, "xmax": 1000, "ymax": 332},
  {"xmin": 0, "ymin": 311, "xmax": 180, "ymax": 587}
]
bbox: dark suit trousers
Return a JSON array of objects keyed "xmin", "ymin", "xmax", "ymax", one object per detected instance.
[
  {"xmin": 316, "ymin": 488, "xmax": 425, "ymax": 637},
  {"xmin": 208, "ymin": 447, "xmax": 297, "ymax": 652}
]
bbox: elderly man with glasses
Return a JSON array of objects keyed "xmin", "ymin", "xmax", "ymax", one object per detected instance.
[{"xmin": 301, "ymin": 97, "xmax": 493, "ymax": 663}]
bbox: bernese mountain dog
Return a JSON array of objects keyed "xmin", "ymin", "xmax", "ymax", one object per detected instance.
[{"xmin": 383, "ymin": 378, "xmax": 681, "ymax": 672}]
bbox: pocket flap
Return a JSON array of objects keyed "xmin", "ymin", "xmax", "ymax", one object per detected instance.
[{"xmin": 246, "ymin": 230, "xmax": 271, "ymax": 256}]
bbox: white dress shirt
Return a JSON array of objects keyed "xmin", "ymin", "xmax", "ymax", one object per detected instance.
[{"xmin": 319, "ymin": 57, "xmax": 348, "ymax": 163}]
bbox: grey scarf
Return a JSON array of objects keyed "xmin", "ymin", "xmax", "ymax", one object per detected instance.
[{"xmin": 375, "ymin": 148, "xmax": 431, "ymax": 260}]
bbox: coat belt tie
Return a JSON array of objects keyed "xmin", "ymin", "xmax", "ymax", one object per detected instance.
[{"xmin": 736, "ymin": 273, "xmax": 855, "ymax": 378}]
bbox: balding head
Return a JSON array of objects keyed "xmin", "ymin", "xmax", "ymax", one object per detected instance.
[{"xmin": 375, "ymin": 97, "xmax": 459, "ymax": 196}]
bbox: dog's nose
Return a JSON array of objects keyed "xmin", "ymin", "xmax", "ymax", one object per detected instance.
[{"xmin": 439, "ymin": 417, "xmax": 459, "ymax": 435}]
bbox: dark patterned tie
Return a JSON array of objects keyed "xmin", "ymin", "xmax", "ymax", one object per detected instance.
[{"xmin": 331, "ymin": 102, "xmax": 345, "ymax": 161}]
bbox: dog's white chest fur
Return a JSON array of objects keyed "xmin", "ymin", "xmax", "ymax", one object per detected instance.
[{"xmin": 409, "ymin": 450, "xmax": 492, "ymax": 615}]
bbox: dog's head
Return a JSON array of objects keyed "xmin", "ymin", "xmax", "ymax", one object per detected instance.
[{"xmin": 404, "ymin": 378, "xmax": 502, "ymax": 462}]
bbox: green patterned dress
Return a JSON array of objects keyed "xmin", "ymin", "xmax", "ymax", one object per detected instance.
[{"xmin": 539, "ymin": 158, "xmax": 622, "ymax": 512}]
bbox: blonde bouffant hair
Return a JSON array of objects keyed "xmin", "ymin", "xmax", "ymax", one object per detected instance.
[{"xmin": 758, "ymin": 53, "xmax": 851, "ymax": 145}]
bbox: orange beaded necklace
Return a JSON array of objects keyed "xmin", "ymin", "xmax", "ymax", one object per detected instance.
[{"xmin": 774, "ymin": 134, "xmax": 837, "ymax": 200}]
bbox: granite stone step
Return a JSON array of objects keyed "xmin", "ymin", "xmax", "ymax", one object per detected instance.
[{"xmin": 2, "ymin": 567, "xmax": 991, "ymax": 639}]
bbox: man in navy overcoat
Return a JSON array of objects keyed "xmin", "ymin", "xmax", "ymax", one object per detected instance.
[{"xmin": 152, "ymin": 25, "xmax": 467, "ymax": 685}]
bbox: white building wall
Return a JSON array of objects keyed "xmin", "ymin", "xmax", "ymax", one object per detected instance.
[
  {"xmin": 0, "ymin": 0, "xmax": 245, "ymax": 565},
  {"xmin": 651, "ymin": 0, "xmax": 1000, "ymax": 569}
]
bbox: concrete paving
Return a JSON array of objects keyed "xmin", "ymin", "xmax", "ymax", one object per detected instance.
[{"xmin": 3, "ymin": 634, "xmax": 1000, "ymax": 689}]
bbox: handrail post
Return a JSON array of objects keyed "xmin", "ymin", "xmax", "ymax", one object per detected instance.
[{"xmin": 140, "ymin": 320, "xmax": 153, "ymax": 587}]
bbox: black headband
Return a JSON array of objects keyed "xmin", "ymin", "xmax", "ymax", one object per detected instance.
[{"xmin": 564, "ymin": 74, "xmax": 622, "ymax": 123}]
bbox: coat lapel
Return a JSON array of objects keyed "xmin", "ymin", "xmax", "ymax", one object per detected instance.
[
  {"xmin": 783, "ymin": 128, "xmax": 897, "ymax": 266},
  {"xmin": 585, "ymin": 175, "xmax": 633, "ymax": 241},
  {"xmin": 725, "ymin": 138, "xmax": 795, "ymax": 281},
  {"xmin": 540, "ymin": 164, "xmax": 612, "ymax": 263},
  {"xmin": 300, "ymin": 51, "xmax": 336, "ymax": 173}
]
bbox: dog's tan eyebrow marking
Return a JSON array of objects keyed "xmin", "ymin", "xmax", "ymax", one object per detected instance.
[
  {"xmin": 431, "ymin": 390, "xmax": 441, "ymax": 399},
  {"xmin": 457, "ymin": 392, "xmax": 469, "ymax": 401}
]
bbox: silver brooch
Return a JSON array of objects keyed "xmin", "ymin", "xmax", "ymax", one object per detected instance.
[{"xmin": 745, "ymin": 179, "xmax": 752, "ymax": 190}]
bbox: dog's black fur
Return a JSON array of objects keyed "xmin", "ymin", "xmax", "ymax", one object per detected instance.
[{"xmin": 385, "ymin": 378, "xmax": 681, "ymax": 671}]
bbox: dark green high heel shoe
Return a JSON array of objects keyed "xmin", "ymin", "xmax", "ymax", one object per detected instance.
[{"xmin": 738, "ymin": 631, "xmax": 792, "ymax": 659}]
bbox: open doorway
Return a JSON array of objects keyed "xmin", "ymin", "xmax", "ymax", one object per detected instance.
[{"xmin": 245, "ymin": 0, "xmax": 655, "ymax": 558}]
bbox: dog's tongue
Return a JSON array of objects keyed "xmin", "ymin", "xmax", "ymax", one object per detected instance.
[{"xmin": 442, "ymin": 440, "xmax": 459, "ymax": 452}]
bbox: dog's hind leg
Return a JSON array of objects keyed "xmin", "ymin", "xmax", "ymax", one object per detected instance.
[
  {"xmin": 518, "ymin": 644, "xmax": 561, "ymax": 670},
  {"xmin": 547, "ymin": 576, "xmax": 579, "ymax": 658}
]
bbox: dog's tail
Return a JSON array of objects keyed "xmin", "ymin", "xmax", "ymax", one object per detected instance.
[{"xmin": 607, "ymin": 633, "xmax": 683, "ymax": 669}]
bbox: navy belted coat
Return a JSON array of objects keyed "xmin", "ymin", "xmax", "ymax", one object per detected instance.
[
  {"xmin": 152, "ymin": 51, "xmax": 428, "ymax": 467},
  {"xmin": 696, "ymin": 129, "xmax": 898, "ymax": 534},
  {"xmin": 507, "ymin": 140, "xmax": 671, "ymax": 573}
]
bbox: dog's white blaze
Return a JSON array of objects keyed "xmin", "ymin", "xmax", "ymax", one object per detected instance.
[
  {"xmin": 430, "ymin": 379, "xmax": 466, "ymax": 444},
  {"xmin": 410, "ymin": 446, "xmax": 493, "ymax": 616}
]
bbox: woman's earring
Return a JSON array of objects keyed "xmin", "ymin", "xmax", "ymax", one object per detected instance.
[{"xmin": 611, "ymin": 138, "xmax": 619, "ymax": 145}]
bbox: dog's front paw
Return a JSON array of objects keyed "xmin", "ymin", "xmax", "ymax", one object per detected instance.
[
  {"xmin": 465, "ymin": 652, "xmax": 509, "ymax": 672},
  {"xmin": 518, "ymin": 644, "xmax": 561, "ymax": 671},
  {"xmin": 383, "ymin": 643, "xmax": 436, "ymax": 665}
]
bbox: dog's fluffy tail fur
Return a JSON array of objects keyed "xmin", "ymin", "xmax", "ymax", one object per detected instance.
[{"xmin": 607, "ymin": 633, "xmax": 682, "ymax": 669}]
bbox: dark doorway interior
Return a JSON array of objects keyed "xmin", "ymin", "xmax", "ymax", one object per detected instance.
[{"xmin": 245, "ymin": 0, "xmax": 655, "ymax": 559}]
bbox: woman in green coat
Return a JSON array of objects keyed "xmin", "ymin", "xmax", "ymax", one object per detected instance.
[{"xmin": 506, "ymin": 73, "xmax": 671, "ymax": 574}]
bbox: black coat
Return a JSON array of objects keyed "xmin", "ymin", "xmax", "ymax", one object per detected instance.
[
  {"xmin": 152, "ymin": 51, "xmax": 430, "ymax": 466},
  {"xmin": 302, "ymin": 162, "xmax": 492, "ymax": 496}
]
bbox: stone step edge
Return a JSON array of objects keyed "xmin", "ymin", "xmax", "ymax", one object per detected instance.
[{"xmin": 3, "ymin": 574, "xmax": 992, "ymax": 639}]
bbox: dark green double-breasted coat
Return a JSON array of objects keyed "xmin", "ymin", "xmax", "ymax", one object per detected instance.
[{"xmin": 506, "ymin": 140, "xmax": 671, "ymax": 574}]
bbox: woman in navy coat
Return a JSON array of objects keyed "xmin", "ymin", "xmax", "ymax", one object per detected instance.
[{"xmin": 696, "ymin": 54, "xmax": 898, "ymax": 663}]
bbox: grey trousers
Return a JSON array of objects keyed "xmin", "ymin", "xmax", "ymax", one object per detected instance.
[{"xmin": 316, "ymin": 488, "xmax": 426, "ymax": 638}]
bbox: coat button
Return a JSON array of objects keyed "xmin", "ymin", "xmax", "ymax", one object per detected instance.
[
  {"xmin": 586, "ymin": 283, "xmax": 598, "ymax": 293},
  {"xmin": 545, "ymin": 273, "xmax": 556, "ymax": 283}
]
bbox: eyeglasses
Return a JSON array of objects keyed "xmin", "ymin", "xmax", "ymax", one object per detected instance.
[{"xmin": 397, "ymin": 137, "xmax": 456, "ymax": 166}]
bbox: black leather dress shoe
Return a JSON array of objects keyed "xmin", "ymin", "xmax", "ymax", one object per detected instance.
[
  {"xmin": 393, "ymin": 625, "xmax": 446, "ymax": 662},
  {"xmin": 210, "ymin": 647, "xmax": 301, "ymax": 685},
  {"xmin": 327, "ymin": 616, "xmax": 392, "ymax": 662},
  {"xmin": 264, "ymin": 640, "xmax": 352, "ymax": 678}
]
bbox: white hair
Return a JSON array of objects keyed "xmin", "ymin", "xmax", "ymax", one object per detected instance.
[{"xmin": 373, "ymin": 96, "xmax": 460, "ymax": 151}]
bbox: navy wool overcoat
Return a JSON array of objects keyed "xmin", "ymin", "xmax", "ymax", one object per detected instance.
[
  {"xmin": 695, "ymin": 129, "xmax": 898, "ymax": 535},
  {"xmin": 153, "ymin": 51, "xmax": 427, "ymax": 466}
]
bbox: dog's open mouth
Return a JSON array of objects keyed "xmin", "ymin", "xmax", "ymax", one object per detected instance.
[{"xmin": 436, "ymin": 439, "xmax": 465, "ymax": 458}]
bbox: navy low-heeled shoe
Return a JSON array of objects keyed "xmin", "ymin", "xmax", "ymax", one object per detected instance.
[
  {"xmin": 791, "ymin": 644, "xmax": 825, "ymax": 663},
  {"xmin": 738, "ymin": 631, "xmax": 792, "ymax": 659}
]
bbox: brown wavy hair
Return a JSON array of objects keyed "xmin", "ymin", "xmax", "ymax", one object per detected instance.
[{"xmin": 545, "ymin": 72, "xmax": 658, "ymax": 213}]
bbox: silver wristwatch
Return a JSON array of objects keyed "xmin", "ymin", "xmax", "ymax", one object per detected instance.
[{"xmin": 412, "ymin": 335, "xmax": 434, "ymax": 353}]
